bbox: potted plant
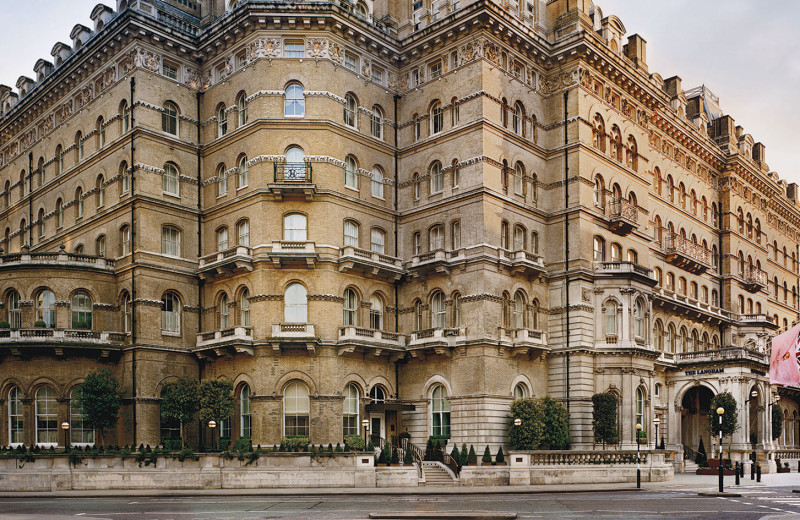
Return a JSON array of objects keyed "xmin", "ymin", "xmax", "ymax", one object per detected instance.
[
  {"xmin": 481, "ymin": 446, "xmax": 492, "ymax": 466},
  {"xmin": 467, "ymin": 445, "xmax": 477, "ymax": 466},
  {"xmin": 495, "ymin": 447, "xmax": 506, "ymax": 465},
  {"xmin": 403, "ymin": 448, "xmax": 413, "ymax": 466},
  {"xmin": 34, "ymin": 320, "xmax": 47, "ymax": 328},
  {"xmin": 0, "ymin": 321, "xmax": 10, "ymax": 329}
]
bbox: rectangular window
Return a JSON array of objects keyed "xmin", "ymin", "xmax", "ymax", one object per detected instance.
[
  {"xmin": 371, "ymin": 65, "xmax": 384, "ymax": 84},
  {"xmin": 370, "ymin": 229, "xmax": 384, "ymax": 254},
  {"xmin": 451, "ymin": 221, "xmax": 461, "ymax": 250},
  {"xmin": 284, "ymin": 39, "xmax": 304, "ymax": 58},
  {"xmin": 162, "ymin": 227, "xmax": 180, "ymax": 257},
  {"xmin": 162, "ymin": 62, "xmax": 178, "ymax": 80},
  {"xmin": 121, "ymin": 228, "xmax": 131, "ymax": 255},
  {"xmin": 236, "ymin": 52, "xmax": 247, "ymax": 70},
  {"xmin": 344, "ymin": 221, "xmax": 359, "ymax": 248},
  {"xmin": 344, "ymin": 52, "xmax": 358, "ymax": 72},
  {"xmin": 429, "ymin": 60, "xmax": 442, "ymax": 79}
]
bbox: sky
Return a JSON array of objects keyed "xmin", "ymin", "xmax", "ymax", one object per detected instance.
[{"xmin": 0, "ymin": 0, "xmax": 798, "ymax": 182}]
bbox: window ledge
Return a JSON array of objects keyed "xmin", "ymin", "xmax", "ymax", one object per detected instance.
[
  {"xmin": 161, "ymin": 331, "xmax": 181, "ymax": 337},
  {"xmin": 163, "ymin": 192, "xmax": 181, "ymax": 200},
  {"xmin": 344, "ymin": 185, "xmax": 360, "ymax": 193}
]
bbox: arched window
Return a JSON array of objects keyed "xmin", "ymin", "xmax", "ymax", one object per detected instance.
[
  {"xmin": 73, "ymin": 188, "xmax": 83, "ymax": 219},
  {"xmin": 513, "ymin": 225, "xmax": 526, "ymax": 251},
  {"xmin": 237, "ymin": 219, "xmax": 250, "ymax": 247},
  {"xmin": 122, "ymin": 292, "xmax": 132, "ymax": 333},
  {"xmin": 162, "ymin": 101, "xmax": 178, "ymax": 135},
  {"xmin": 8, "ymin": 387, "xmax": 23, "ymax": 445},
  {"xmin": 37, "ymin": 157, "xmax": 44, "ymax": 187},
  {"xmin": 36, "ymin": 289, "xmax": 56, "ymax": 327},
  {"xmin": 514, "ymin": 162, "xmax": 525, "ymax": 195},
  {"xmin": 429, "ymin": 225, "xmax": 444, "ymax": 251},
  {"xmin": 238, "ymin": 155, "xmax": 249, "ymax": 189},
  {"xmin": 6, "ymin": 290, "xmax": 21, "ymax": 329},
  {"xmin": 161, "ymin": 226, "xmax": 180, "ymax": 257},
  {"xmin": 593, "ymin": 114, "xmax": 606, "ymax": 152},
  {"xmin": 501, "ymin": 97, "xmax": 509, "ymax": 127},
  {"xmin": 284, "ymin": 283, "xmax": 308, "ymax": 322},
  {"xmin": 120, "ymin": 100, "xmax": 130, "ymax": 133},
  {"xmin": 610, "ymin": 126, "xmax": 622, "ymax": 162},
  {"xmin": 414, "ymin": 300, "xmax": 423, "ymax": 330},
  {"xmin": 343, "ymin": 383, "xmax": 359, "ymax": 436},
  {"xmin": 163, "ymin": 163, "xmax": 179, "ymax": 196},
  {"xmin": 627, "ymin": 136, "xmax": 638, "ymax": 171},
  {"xmin": 371, "ymin": 228, "xmax": 385, "ymax": 254},
  {"xmin": 96, "ymin": 175, "xmax": 105, "ymax": 208},
  {"xmin": 284, "ymin": 381, "xmax": 310, "ymax": 436},
  {"xmin": 56, "ymin": 198, "xmax": 64, "ymax": 229},
  {"xmin": 217, "ymin": 104, "xmax": 228, "ymax": 137},
  {"xmin": 370, "ymin": 293, "xmax": 384, "ymax": 330},
  {"xmin": 160, "ymin": 388, "xmax": 180, "ymax": 442},
  {"xmin": 344, "ymin": 220, "xmax": 359, "ymax": 248},
  {"xmin": 500, "ymin": 221, "xmax": 509, "ymax": 250},
  {"xmin": 120, "ymin": 161, "xmax": 130, "ymax": 194},
  {"xmin": 239, "ymin": 288, "xmax": 250, "ymax": 326},
  {"xmin": 284, "ymin": 83, "xmax": 304, "ymax": 117},
  {"xmin": 430, "ymin": 161, "xmax": 443, "ymax": 193},
  {"xmin": 55, "ymin": 144, "xmax": 64, "ymax": 175},
  {"xmin": 531, "ymin": 232, "xmax": 539, "ymax": 254},
  {"xmin": 343, "ymin": 288, "xmax": 358, "ymax": 326},
  {"xmin": 668, "ymin": 324, "xmax": 676, "ymax": 353},
  {"xmin": 71, "ymin": 291, "xmax": 92, "ymax": 329},
  {"xmin": 97, "ymin": 116, "xmax": 106, "ymax": 148},
  {"xmin": 371, "ymin": 105, "xmax": 383, "ymax": 139},
  {"xmin": 412, "ymin": 173, "xmax": 420, "ymax": 199},
  {"xmin": 413, "ymin": 113, "xmax": 421, "ymax": 141},
  {"xmin": 653, "ymin": 320, "xmax": 663, "ymax": 351},
  {"xmin": 514, "ymin": 383, "xmax": 528, "ymax": 400},
  {"xmin": 513, "ymin": 101, "xmax": 524, "ymax": 136},
  {"xmin": 513, "ymin": 291, "xmax": 526, "ymax": 329},
  {"xmin": 634, "ymin": 298, "xmax": 646, "ymax": 339},
  {"xmin": 237, "ymin": 92, "xmax": 248, "ymax": 126},
  {"xmin": 345, "ymin": 155, "xmax": 358, "ymax": 189},
  {"xmin": 371, "ymin": 166, "xmax": 384, "ymax": 198},
  {"xmin": 593, "ymin": 175, "xmax": 605, "ymax": 208},
  {"xmin": 36, "ymin": 386, "xmax": 58, "ymax": 445},
  {"xmin": 344, "ymin": 93, "xmax": 357, "ymax": 127},
  {"xmin": 284, "ymin": 213, "xmax": 307, "ymax": 241},
  {"xmin": 431, "ymin": 291, "xmax": 446, "ymax": 329},
  {"xmin": 217, "ymin": 226, "xmax": 229, "ymax": 251},
  {"xmin": 239, "ymin": 384, "xmax": 251, "ymax": 438},
  {"xmin": 605, "ymin": 300, "xmax": 617, "ymax": 337},
  {"xmin": 431, "ymin": 385, "xmax": 450, "ymax": 436},
  {"xmin": 218, "ymin": 293, "xmax": 229, "ymax": 329},
  {"xmin": 453, "ymin": 292, "xmax": 462, "ymax": 328},
  {"xmin": 216, "ymin": 164, "xmax": 229, "ymax": 197},
  {"xmin": 161, "ymin": 292, "xmax": 180, "ymax": 333},
  {"xmin": 430, "ymin": 100, "xmax": 443, "ymax": 134},
  {"xmin": 593, "ymin": 236, "xmax": 605, "ymax": 261},
  {"xmin": 370, "ymin": 385, "xmax": 386, "ymax": 403},
  {"xmin": 285, "ymin": 146, "xmax": 306, "ymax": 180},
  {"xmin": 451, "ymin": 97, "xmax": 459, "ymax": 127},
  {"xmin": 70, "ymin": 386, "xmax": 94, "ymax": 445},
  {"xmin": 610, "ymin": 242, "xmax": 622, "ymax": 262},
  {"xmin": 635, "ymin": 388, "xmax": 644, "ymax": 430},
  {"xmin": 75, "ymin": 131, "xmax": 84, "ymax": 161},
  {"xmin": 121, "ymin": 224, "xmax": 131, "ymax": 255}
]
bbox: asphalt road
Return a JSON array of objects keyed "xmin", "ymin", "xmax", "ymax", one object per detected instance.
[{"xmin": 2, "ymin": 488, "xmax": 800, "ymax": 520}]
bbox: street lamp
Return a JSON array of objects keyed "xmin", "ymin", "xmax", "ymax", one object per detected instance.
[
  {"xmin": 653, "ymin": 417, "xmax": 661, "ymax": 450},
  {"xmin": 635, "ymin": 423, "xmax": 642, "ymax": 489},
  {"xmin": 208, "ymin": 420, "xmax": 217, "ymax": 450},
  {"xmin": 717, "ymin": 406, "xmax": 725, "ymax": 493},
  {"xmin": 514, "ymin": 417, "xmax": 522, "ymax": 427},
  {"xmin": 362, "ymin": 419, "xmax": 369, "ymax": 450},
  {"xmin": 61, "ymin": 422, "xmax": 70, "ymax": 453}
]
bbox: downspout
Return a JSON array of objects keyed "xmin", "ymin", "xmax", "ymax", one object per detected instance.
[
  {"xmin": 196, "ymin": 90, "xmax": 204, "ymax": 447},
  {"xmin": 28, "ymin": 153, "xmax": 33, "ymax": 247},
  {"xmin": 563, "ymin": 89, "xmax": 570, "ymax": 412},
  {"xmin": 129, "ymin": 76, "xmax": 137, "ymax": 446},
  {"xmin": 717, "ymin": 197, "xmax": 724, "ymax": 347},
  {"xmin": 393, "ymin": 93, "xmax": 401, "ymax": 399}
]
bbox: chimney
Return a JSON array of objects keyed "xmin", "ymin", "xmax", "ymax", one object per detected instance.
[
  {"xmin": 624, "ymin": 34, "xmax": 647, "ymax": 70},
  {"xmin": 664, "ymin": 76, "xmax": 682, "ymax": 98},
  {"xmin": 753, "ymin": 143, "xmax": 766, "ymax": 164}
]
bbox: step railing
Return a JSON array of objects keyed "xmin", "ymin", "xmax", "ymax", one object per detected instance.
[{"xmin": 401, "ymin": 437, "xmax": 425, "ymax": 480}]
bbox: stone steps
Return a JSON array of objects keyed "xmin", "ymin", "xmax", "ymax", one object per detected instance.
[{"xmin": 421, "ymin": 462, "xmax": 457, "ymax": 486}]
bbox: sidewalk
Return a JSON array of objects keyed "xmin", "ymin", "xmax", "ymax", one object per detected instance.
[{"xmin": 0, "ymin": 471, "xmax": 796, "ymax": 498}]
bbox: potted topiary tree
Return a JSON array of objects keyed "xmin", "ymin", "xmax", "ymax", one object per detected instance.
[{"xmin": 481, "ymin": 446, "xmax": 492, "ymax": 466}]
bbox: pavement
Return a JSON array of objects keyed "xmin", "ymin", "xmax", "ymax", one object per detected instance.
[{"xmin": 0, "ymin": 471, "xmax": 797, "ymax": 498}]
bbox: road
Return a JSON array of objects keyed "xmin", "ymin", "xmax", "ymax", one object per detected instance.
[{"xmin": 2, "ymin": 488, "xmax": 800, "ymax": 520}]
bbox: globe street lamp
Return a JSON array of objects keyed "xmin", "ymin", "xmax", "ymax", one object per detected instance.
[
  {"xmin": 61, "ymin": 422, "xmax": 70, "ymax": 453},
  {"xmin": 514, "ymin": 418, "xmax": 522, "ymax": 427},
  {"xmin": 208, "ymin": 420, "xmax": 217, "ymax": 450},
  {"xmin": 653, "ymin": 417, "xmax": 661, "ymax": 450},
  {"xmin": 362, "ymin": 419, "xmax": 369, "ymax": 450},
  {"xmin": 717, "ymin": 406, "xmax": 725, "ymax": 493},
  {"xmin": 635, "ymin": 423, "xmax": 642, "ymax": 488}
]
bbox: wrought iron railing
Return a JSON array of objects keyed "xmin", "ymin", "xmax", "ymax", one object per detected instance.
[
  {"xmin": 664, "ymin": 232, "xmax": 711, "ymax": 265},
  {"xmin": 274, "ymin": 162, "xmax": 312, "ymax": 183},
  {"xmin": 608, "ymin": 198, "xmax": 638, "ymax": 223}
]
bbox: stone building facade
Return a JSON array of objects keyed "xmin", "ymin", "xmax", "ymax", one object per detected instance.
[{"xmin": 0, "ymin": 0, "xmax": 799, "ymax": 460}]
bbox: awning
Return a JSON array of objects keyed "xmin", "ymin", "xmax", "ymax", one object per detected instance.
[{"xmin": 365, "ymin": 402, "xmax": 416, "ymax": 412}]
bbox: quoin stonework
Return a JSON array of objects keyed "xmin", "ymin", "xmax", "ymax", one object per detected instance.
[{"xmin": 1, "ymin": 0, "xmax": 799, "ymax": 466}]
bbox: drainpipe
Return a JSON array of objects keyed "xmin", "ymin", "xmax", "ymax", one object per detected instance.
[
  {"xmin": 129, "ymin": 76, "xmax": 137, "ymax": 446},
  {"xmin": 717, "ymin": 197, "xmax": 724, "ymax": 347},
  {"xmin": 28, "ymin": 153, "xmax": 33, "ymax": 247},
  {"xmin": 393, "ymin": 93, "xmax": 401, "ymax": 399},
  {"xmin": 563, "ymin": 89, "xmax": 570, "ymax": 412},
  {"xmin": 196, "ymin": 91, "xmax": 204, "ymax": 334}
]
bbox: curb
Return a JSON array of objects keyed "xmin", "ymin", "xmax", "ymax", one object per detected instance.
[{"xmin": 697, "ymin": 491, "xmax": 742, "ymax": 497}]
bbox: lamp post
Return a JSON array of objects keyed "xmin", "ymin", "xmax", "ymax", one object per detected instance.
[
  {"xmin": 208, "ymin": 420, "xmax": 217, "ymax": 451},
  {"xmin": 635, "ymin": 423, "xmax": 642, "ymax": 488},
  {"xmin": 653, "ymin": 417, "xmax": 661, "ymax": 450},
  {"xmin": 717, "ymin": 406, "xmax": 725, "ymax": 493},
  {"xmin": 362, "ymin": 419, "xmax": 369, "ymax": 450},
  {"xmin": 61, "ymin": 422, "xmax": 70, "ymax": 453}
]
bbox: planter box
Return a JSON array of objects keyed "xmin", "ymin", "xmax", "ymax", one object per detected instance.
[
  {"xmin": 696, "ymin": 469, "xmax": 736, "ymax": 476},
  {"xmin": 777, "ymin": 467, "xmax": 791, "ymax": 473}
]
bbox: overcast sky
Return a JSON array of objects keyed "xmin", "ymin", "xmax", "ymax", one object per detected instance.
[{"xmin": 0, "ymin": 0, "xmax": 798, "ymax": 183}]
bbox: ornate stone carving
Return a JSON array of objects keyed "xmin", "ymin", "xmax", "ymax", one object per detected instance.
[
  {"xmin": 132, "ymin": 47, "xmax": 162, "ymax": 73},
  {"xmin": 306, "ymin": 38, "xmax": 328, "ymax": 59},
  {"xmin": 248, "ymin": 38, "xmax": 281, "ymax": 61}
]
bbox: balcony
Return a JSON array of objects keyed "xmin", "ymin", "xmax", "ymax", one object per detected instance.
[
  {"xmin": 737, "ymin": 313, "xmax": 778, "ymax": 330},
  {"xmin": 499, "ymin": 328, "xmax": 549, "ymax": 357},
  {"xmin": 197, "ymin": 246, "xmax": 253, "ymax": 278},
  {"xmin": 676, "ymin": 346, "xmax": 768, "ymax": 366},
  {"xmin": 663, "ymin": 233, "xmax": 711, "ymax": 274},
  {"xmin": 743, "ymin": 266, "xmax": 768, "ymax": 293},
  {"xmin": 338, "ymin": 247, "xmax": 404, "ymax": 281},
  {"xmin": 607, "ymin": 198, "xmax": 639, "ymax": 235},
  {"xmin": 407, "ymin": 249, "xmax": 465, "ymax": 276},
  {"xmin": 505, "ymin": 250, "xmax": 546, "ymax": 277},
  {"xmin": 193, "ymin": 326, "xmax": 254, "ymax": 358},
  {"xmin": 407, "ymin": 327, "xmax": 467, "ymax": 353},
  {"xmin": 337, "ymin": 326, "xmax": 406, "ymax": 353},
  {"xmin": 0, "ymin": 247, "xmax": 116, "ymax": 273},
  {"xmin": 270, "ymin": 162, "xmax": 315, "ymax": 200},
  {"xmin": 269, "ymin": 323, "xmax": 318, "ymax": 352},
  {"xmin": 268, "ymin": 241, "xmax": 318, "ymax": 268},
  {"xmin": 596, "ymin": 261, "xmax": 657, "ymax": 286},
  {"xmin": 652, "ymin": 289, "xmax": 732, "ymax": 326},
  {"xmin": 0, "ymin": 328, "xmax": 125, "ymax": 357}
]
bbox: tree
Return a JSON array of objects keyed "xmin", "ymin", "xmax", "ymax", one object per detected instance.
[
  {"xmin": 78, "ymin": 368, "xmax": 124, "ymax": 446},
  {"xmin": 199, "ymin": 379, "xmax": 235, "ymax": 426},
  {"xmin": 707, "ymin": 392, "xmax": 739, "ymax": 452},
  {"xmin": 508, "ymin": 398, "xmax": 545, "ymax": 450},
  {"xmin": 161, "ymin": 377, "xmax": 200, "ymax": 448},
  {"xmin": 772, "ymin": 404, "xmax": 783, "ymax": 441},
  {"xmin": 592, "ymin": 392, "xmax": 619, "ymax": 448},
  {"xmin": 541, "ymin": 396, "xmax": 570, "ymax": 450}
]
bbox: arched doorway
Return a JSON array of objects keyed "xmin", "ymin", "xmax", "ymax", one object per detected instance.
[
  {"xmin": 681, "ymin": 386, "xmax": 714, "ymax": 455},
  {"xmin": 747, "ymin": 386, "xmax": 761, "ymax": 447}
]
